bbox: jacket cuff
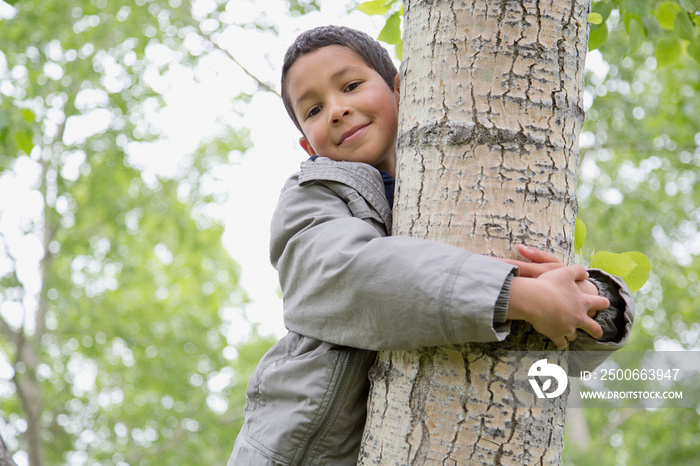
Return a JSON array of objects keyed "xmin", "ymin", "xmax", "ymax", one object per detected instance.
[
  {"xmin": 567, "ymin": 269, "xmax": 635, "ymax": 374},
  {"xmin": 586, "ymin": 269, "xmax": 635, "ymax": 345},
  {"xmin": 447, "ymin": 253, "xmax": 516, "ymax": 343}
]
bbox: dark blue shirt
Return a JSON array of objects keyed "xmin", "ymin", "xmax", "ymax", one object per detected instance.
[{"xmin": 308, "ymin": 156, "xmax": 395, "ymax": 207}]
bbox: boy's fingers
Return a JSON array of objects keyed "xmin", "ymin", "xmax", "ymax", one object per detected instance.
[
  {"xmin": 591, "ymin": 295, "xmax": 610, "ymax": 311},
  {"xmin": 569, "ymin": 264, "xmax": 589, "ymax": 282},
  {"xmin": 499, "ymin": 259, "xmax": 539, "ymax": 277},
  {"xmin": 553, "ymin": 336, "xmax": 568, "ymax": 349},
  {"xmin": 577, "ymin": 279, "xmax": 599, "ymax": 296},
  {"xmin": 517, "ymin": 245, "xmax": 561, "ymax": 264},
  {"xmin": 580, "ymin": 317, "xmax": 604, "ymax": 340}
]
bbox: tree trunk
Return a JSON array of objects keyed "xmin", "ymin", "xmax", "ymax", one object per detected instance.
[
  {"xmin": 359, "ymin": 0, "xmax": 589, "ymax": 464},
  {"xmin": 0, "ymin": 433, "xmax": 18, "ymax": 466}
]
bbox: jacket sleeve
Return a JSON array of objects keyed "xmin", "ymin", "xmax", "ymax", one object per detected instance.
[
  {"xmin": 270, "ymin": 174, "xmax": 516, "ymax": 351},
  {"xmin": 567, "ymin": 269, "xmax": 635, "ymax": 374}
]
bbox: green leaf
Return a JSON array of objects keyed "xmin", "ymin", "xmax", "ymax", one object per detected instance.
[
  {"xmin": 588, "ymin": 23, "xmax": 608, "ymax": 51},
  {"xmin": 574, "ymin": 218, "xmax": 587, "ymax": 253},
  {"xmin": 656, "ymin": 2, "xmax": 682, "ymax": 30},
  {"xmin": 620, "ymin": 251, "xmax": 652, "ymax": 292},
  {"xmin": 588, "ymin": 13, "xmax": 603, "ymax": 25},
  {"xmin": 378, "ymin": 11, "xmax": 402, "ymax": 45},
  {"xmin": 355, "ymin": 0, "xmax": 392, "ymax": 16},
  {"xmin": 674, "ymin": 12, "xmax": 696, "ymax": 41},
  {"xmin": 622, "ymin": 0, "xmax": 651, "ymax": 17},
  {"xmin": 628, "ymin": 17, "xmax": 645, "ymax": 53},
  {"xmin": 20, "ymin": 108, "xmax": 35, "ymax": 123},
  {"xmin": 590, "ymin": 251, "xmax": 638, "ymax": 278},
  {"xmin": 0, "ymin": 110, "xmax": 9, "ymax": 130},
  {"xmin": 592, "ymin": 1, "xmax": 613, "ymax": 22},
  {"xmin": 14, "ymin": 130, "xmax": 33, "ymax": 155},
  {"xmin": 687, "ymin": 40, "xmax": 700, "ymax": 63},
  {"xmin": 642, "ymin": 15, "xmax": 664, "ymax": 38},
  {"xmin": 395, "ymin": 37, "xmax": 403, "ymax": 61},
  {"xmin": 655, "ymin": 37, "xmax": 682, "ymax": 67}
]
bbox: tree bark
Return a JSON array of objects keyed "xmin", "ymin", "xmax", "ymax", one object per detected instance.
[
  {"xmin": 0, "ymin": 433, "xmax": 18, "ymax": 466},
  {"xmin": 359, "ymin": 0, "xmax": 590, "ymax": 464}
]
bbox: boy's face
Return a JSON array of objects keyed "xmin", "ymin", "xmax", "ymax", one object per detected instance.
[{"xmin": 286, "ymin": 45, "xmax": 400, "ymax": 176}]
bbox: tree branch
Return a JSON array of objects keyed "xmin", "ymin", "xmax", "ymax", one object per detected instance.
[
  {"xmin": 599, "ymin": 407, "xmax": 642, "ymax": 441},
  {"xmin": 34, "ymin": 152, "xmax": 57, "ymax": 341},
  {"xmin": 0, "ymin": 432, "xmax": 18, "ymax": 466},
  {"xmin": 199, "ymin": 30, "xmax": 281, "ymax": 98},
  {"xmin": 0, "ymin": 230, "xmax": 22, "ymax": 347}
]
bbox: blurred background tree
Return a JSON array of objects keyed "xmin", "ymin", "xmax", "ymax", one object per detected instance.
[
  {"xmin": 563, "ymin": 1, "xmax": 700, "ymax": 464},
  {"xmin": 0, "ymin": 0, "xmax": 287, "ymax": 464}
]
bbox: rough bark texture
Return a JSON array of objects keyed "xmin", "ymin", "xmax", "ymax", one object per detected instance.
[
  {"xmin": 359, "ymin": 0, "xmax": 590, "ymax": 464},
  {"xmin": 0, "ymin": 434, "xmax": 18, "ymax": 466}
]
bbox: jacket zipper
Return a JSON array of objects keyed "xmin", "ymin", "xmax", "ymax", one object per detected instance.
[{"xmin": 295, "ymin": 350, "xmax": 357, "ymax": 465}]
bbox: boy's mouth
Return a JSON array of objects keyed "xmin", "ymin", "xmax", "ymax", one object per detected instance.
[{"xmin": 338, "ymin": 123, "xmax": 370, "ymax": 145}]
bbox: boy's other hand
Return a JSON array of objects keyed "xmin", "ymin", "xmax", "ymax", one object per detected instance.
[
  {"xmin": 502, "ymin": 245, "xmax": 602, "ymax": 310},
  {"xmin": 507, "ymin": 265, "xmax": 610, "ymax": 349},
  {"xmin": 500, "ymin": 244, "xmax": 565, "ymax": 278}
]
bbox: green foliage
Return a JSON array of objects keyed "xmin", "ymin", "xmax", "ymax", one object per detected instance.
[
  {"xmin": 0, "ymin": 0, "xmax": 278, "ymax": 463},
  {"xmin": 355, "ymin": 0, "xmax": 394, "ymax": 16},
  {"xmin": 588, "ymin": 12, "xmax": 604, "ymax": 25},
  {"xmin": 287, "ymin": 0, "xmax": 321, "ymax": 17},
  {"xmin": 575, "ymin": 219, "xmax": 652, "ymax": 292},
  {"xmin": 588, "ymin": 0, "xmax": 700, "ymax": 68},
  {"xmin": 564, "ymin": 408, "xmax": 700, "ymax": 466},
  {"xmin": 575, "ymin": 218, "xmax": 588, "ymax": 254},
  {"xmin": 355, "ymin": 0, "xmax": 404, "ymax": 59},
  {"xmin": 378, "ymin": 12, "xmax": 403, "ymax": 60},
  {"xmin": 357, "ymin": 1, "xmax": 700, "ymax": 65},
  {"xmin": 590, "ymin": 251, "xmax": 637, "ymax": 276},
  {"xmin": 565, "ymin": 1, "xmax": 700, "ymax": 463}
]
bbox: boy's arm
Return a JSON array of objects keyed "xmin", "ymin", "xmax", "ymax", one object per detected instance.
[{"xmin": 271, "ymin": 174, "xmax": 516, "ymax": 351}]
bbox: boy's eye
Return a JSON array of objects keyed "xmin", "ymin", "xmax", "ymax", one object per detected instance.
[
  {"xmin": 345, "ymin": 82, "xmax": 361, "ymax": 92},
  {"xmin": 306, "ymin": 106, "xmax": 321, "ymax": 119}
]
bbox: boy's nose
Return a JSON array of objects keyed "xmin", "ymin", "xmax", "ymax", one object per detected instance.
[
  {"xmin": 329, "ymin": 100, "xmax": 352, "ymax": 125},
  {"xmin": 331, "ymin": 110, "xmax": 350, "ymax": 125}
]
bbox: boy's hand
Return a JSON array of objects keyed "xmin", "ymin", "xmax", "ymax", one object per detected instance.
[
  {"xmin": 507, "ymin": 265, "xmax": 610, "ymax": 349},
  {"xmin": 500, "ymin": 244, "xmax": 565, "ymax": 278},
  {"xmin": 502, "ymin": 245, "xmax": 602, "ymax": 306}
]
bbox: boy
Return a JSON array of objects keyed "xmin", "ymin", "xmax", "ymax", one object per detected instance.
[{"xmin": 229, "ymin": 25, "xmax": 634, "ymax": 465}]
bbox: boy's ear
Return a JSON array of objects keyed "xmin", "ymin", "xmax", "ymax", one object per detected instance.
[
  {"xmin": 393, "ymin": 73, "xmax": 400, "ymax": 103},
  {"xmin": 299, "ymin": 137, "xmax": 317, "ymax": 156}
]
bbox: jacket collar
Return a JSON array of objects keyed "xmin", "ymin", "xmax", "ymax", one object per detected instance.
[{"xmin": 298, "ymin": 157, "xmax": 392, "ymax": 229}]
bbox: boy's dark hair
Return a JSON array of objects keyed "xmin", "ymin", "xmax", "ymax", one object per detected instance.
[{"xmin": 281, "ymin": 25, "xmax": 399, "ymax": 133}]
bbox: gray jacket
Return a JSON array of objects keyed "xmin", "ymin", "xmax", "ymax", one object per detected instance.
[{"xmin": 228, "ymin": 157, "xmax": 634, "ymax": 465}]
